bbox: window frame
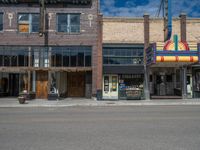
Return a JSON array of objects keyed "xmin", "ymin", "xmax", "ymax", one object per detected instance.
[
  {"xmin": 18, "ymin": 13, "xmax": 39, "ymax": 33},
  {"xmin": 103, "ymin": 47, "xmax": 144, "ymax": 65},
  {"xmin": 0, "ymin": 13, "xmax": 3, "ymax": 32},
  {"xmin": 56, "ymin": 13, "xmax": 81, "ymax": 34}
]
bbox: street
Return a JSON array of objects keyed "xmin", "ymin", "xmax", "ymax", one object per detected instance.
[{"xmin": 0, "ymin": 106, "xmax": 200, "ymax": 150}]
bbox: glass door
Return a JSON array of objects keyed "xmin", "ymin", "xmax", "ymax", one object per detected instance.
[{"xmin": 103, "ymin": 75, "xmax": 118, "ymax": 99}]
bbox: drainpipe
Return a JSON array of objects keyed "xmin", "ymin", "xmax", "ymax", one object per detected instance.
[{"xmin": 143, "ymin": 13, "xmax": 150, "ymax": 100}]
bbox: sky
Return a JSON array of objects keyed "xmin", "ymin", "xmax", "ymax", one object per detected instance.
[{"xmin": 100, "ymin": 0, "xmax": 200, "ymax": 18}]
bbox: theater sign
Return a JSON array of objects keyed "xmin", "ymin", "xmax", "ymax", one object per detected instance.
[{"xmin": 147, "ymin": 35, "xmax": 199, "ymax": 66}]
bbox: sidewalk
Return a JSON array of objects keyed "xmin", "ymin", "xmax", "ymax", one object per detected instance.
[{"xmin": 0, "ymin": 97, "xmax": 200, "ymax": 107}]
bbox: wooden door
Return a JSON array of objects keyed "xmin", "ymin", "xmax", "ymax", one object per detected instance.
[
  {"xmin": 68, "ymin": 72, "xmax": 85, "ymax": 97},
  {"xmin": 36, "ymin": 71, "xmax": 48, "ymax": 99}
]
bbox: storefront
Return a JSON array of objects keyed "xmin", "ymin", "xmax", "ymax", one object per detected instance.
[
  {"xmin": 192, "ymin": 66, "xmax": 200, "ymax": 98},
  {"xmin": 146, "ymin": 36, "xmax": 199, "ymax": 99},
  {"xmin": 102, "ymin": 73, "xmax": 144, "ymax": 100},
  {"xmin": 0, "ymin": 46, "xmax": 92, "ymax": 99},
  {"xmin": 118, "ymin": 74, "xmax": 144, "ymax": 100},
  {"xmin": 102, "ymin": 44, "xmax": 145, "ymax": 100}
]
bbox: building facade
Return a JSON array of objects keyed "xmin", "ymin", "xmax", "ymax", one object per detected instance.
[
  {"xmin": 0, "ymin": 1, "xmax": 200, "ymax": 100},
  {"xmin": 103, "ymin": 16, "xmax": 200, "ymax": 100},
  {"xmin": 0, "ymin": 0, "xmax": 102, "ymax": 99}
]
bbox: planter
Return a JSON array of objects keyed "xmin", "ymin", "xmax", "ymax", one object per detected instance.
[
  {"xmin": 19, "ymin": 92, "xmax": 36, "ymax": 100},
  {"xmin": 18, "ymin": 96, "xmax": 26, "ymax": 104}
]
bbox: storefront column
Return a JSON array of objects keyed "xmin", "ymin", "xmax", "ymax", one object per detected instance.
[
  {"xmin": 182, "ymin": 67, "xmax": 187, "ymax": 99},
  {"xmin": 143, "ymin": 13, "xmax": 150, "ymax": 100},
  {"xmin": 32, "ymin": 71, "xmax": 36, "ymax": 92},
  {"xmin": 28, "ymin": 71, "xmax": 31, "ymax": 92},
  {"xmin": 48, "ymin": 71, "xmax": 51, "ymax": 95},
  {"xmin": 28, "ymin": 47, "xmax": 31, "ymax": 93},
  {"xmin": 96, "ymin": 14, "xmax": 103, "ymax": 100}
]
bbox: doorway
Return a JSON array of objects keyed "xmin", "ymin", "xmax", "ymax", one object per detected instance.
[
  {"xmin": 36, "ymin": 71, "xmax": 48, "ymax": 99},
  {"xmin": 103, "ymin": 75, "xmax": 118, "ymax": 99},
  {"xmin": 9, "ymin": 74, "xmax": 19, "ymax": 96},
  {"xmin": 187, "ymin": 74, "xmax": 192, "ymax": 98},
  {"xmin": 67, "ymin": 72, "xmax": 85, "ymax": 97}
]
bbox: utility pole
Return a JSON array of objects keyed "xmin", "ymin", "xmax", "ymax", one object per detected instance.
[
  {"xmin": 143, "ymin": 14, "xmax": 150, "ymax": 100},
  {"xmin": 39, "ymin": 0, "xmax": 45, "ymax": 37}
]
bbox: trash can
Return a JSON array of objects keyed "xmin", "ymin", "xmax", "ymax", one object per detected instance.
[{"xmin": 96, "ymin": 90, "xmax": 102, "ymax": 100}]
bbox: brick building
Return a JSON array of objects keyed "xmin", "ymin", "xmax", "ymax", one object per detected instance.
[
  {"xmin": 102, "ymin": 16, "xmax": 200, "ymax": 99},
  {"xmin": 0, "ymin": 0, "xmax": 200, "ymax": 100},
  {"xmin": 0, "ymin": 0, "xmax": 102, "ymax": 99}
]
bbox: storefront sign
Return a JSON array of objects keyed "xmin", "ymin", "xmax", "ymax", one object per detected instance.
[
  {"xmin": 147, "ymin": 35, "xmax": 199, "ymax": 64},
  {"xmin": 119, "ymin": 74, "xmax": 143, "ymax": 79}
]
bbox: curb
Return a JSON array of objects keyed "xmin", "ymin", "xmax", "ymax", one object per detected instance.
[{"xmin": 1, "ymin": 102, "xmax": 200, "ymax": 108}]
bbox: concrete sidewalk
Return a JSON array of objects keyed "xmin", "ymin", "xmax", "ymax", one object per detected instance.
[{"xmin": 0, "ymin": 97, "xmax": 200, "ymax": 107}]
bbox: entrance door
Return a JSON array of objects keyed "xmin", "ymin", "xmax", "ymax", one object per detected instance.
[
  {"xmin": 9, "ymin": 74, "xmax": 19, "ymax": 96},
  {"xmin": 187, "ymin": 74, "xmax": 193, "ymax": 98},
  {"xmin": 36, "ymin": 71, "xmax": 48, "ymax": 99},
  {"xmin": 103, "ymin": 75, "xmax": 118, "ymax": 99},
  {"xmin": 67, "ymin": 72, "xmax": 85, "ymax": 97}
]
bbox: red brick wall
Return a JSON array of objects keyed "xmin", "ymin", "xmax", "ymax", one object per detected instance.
[{"xmin": 0, "ymin": 0, "xmax": 102, "ymax": 96}]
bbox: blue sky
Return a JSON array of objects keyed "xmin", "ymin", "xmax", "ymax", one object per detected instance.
[{"xmin": 100, "ymin": 0, "xmax": 200, "ymax": 17}]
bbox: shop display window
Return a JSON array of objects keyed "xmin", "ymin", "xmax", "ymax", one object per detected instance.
[
  {"xmin": 119, "ymin": 74, "xmax": 144, "ymax": 99},
  {"xmin": 194, "ymin": 71, "xmax": 200, "ymax": 91}
]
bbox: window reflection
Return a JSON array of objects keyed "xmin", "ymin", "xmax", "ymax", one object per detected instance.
[{"xmin": 103, "ymin": 47, "xmax": 144, "ymax": 65}]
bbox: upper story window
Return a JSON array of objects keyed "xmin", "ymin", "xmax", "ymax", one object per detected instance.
[
  {"xmin": 0, "ymin": 13, "xmax": 3, "ymax": 31},
  {"xmin": 103, "ymin": 47, "xmax": 144, "ymax": 65},
  {"xmin": 57, "ymin": 14, "xmax": 80, "ymax": 33},
  {"xmin": 18, "ymin": 13, "xmax": 39, "ymax": 33}
]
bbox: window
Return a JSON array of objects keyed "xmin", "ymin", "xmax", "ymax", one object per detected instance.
[
  {"xmin": 32, "ymin": 48, "xmax": 49, "ymax": 67},
  {"xmin": 0, "ymin": 13, "xmax": 3, "ymax": 31},
  {"xmin": 0, "ymin": 47, "xmax": 28, "ymax": 67},
  {"xmin": 103, "ymin": 47, "xmax": 144, "ymax": 65},
  {"xmin": 18, "ymin": 13, "xmax": 39, "ymax": 33},
  {"xmin": 57, "ymin": 14, "xmax": 80, "ymax": 33},
  {"xmin": 51, "ymin": 46, "xmax": 91, "ymax": 67}
]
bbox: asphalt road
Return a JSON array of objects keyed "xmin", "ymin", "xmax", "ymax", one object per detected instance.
[{"xmin": 0, "ymin": 106, "xmax": 200, "ymax": 150}]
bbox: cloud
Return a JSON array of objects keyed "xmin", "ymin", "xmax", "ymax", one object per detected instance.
[{"xmin": 100, "ymin": 0, "xmax": 200, "ymax": 17}]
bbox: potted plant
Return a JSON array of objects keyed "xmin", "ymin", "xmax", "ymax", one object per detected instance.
[
  {"xmin": 18, "ymin": 96, "xmax": 26, "ymax": 104},
  {"xmin": 18, "ymin": 90, "xmax": 28, "ymax": 104}
]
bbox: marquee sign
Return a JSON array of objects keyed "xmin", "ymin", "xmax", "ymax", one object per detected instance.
[{"xmin": 146, "ymin": 35, "xmax": 199, "ymax": 65}]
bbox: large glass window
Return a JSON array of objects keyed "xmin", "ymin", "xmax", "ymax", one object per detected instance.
[
  {"xmin": 57, "ymin": 14, "xmax": 80, "ymax": 33},
  {"xmin": 0, "ymin": 47, "xmax": 28, "ymax": 67},
  {"xmin": 0, "ymin": 13, "xmax": 3, "ymax": 31},
  {"xmin": 85, "ymin": 49, "xmax": 91, "ymax": 66},
  {"xmin": 51, "ymin": 46, "xmax": 91, "ymax": 67},
  {"xmin": 70, "ymin": 51, "xmax": 77, "ymax": 67},
  {"xmin": 63, "ymin": 49, "xmax": 70, "ymax": 67},
  {"xmin": 103, "ymin": 47, "xmax": 144, "ymax": 65},
  {"xmin": 18, "ymin": 13, "xmax": 39, "ymax": 33},
  {"xmin": 51, "ymin": 47, "xmax": 62, "ymax": 67},
  {"xmin": 31, "ymin": 47, "xmax": 49, "ymax": 67}
]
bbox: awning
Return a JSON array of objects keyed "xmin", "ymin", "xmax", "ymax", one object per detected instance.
[{"xmin": 103, "ymin": 66, "xmax": 144, "ymax": 74}]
